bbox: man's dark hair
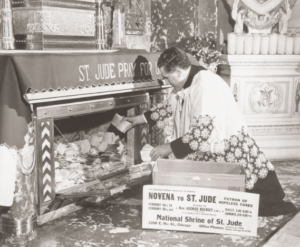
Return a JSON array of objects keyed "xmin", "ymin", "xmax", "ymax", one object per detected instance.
[{"xmin": 157, "ymin": 47, "xmax": 191, "ymax": 73}]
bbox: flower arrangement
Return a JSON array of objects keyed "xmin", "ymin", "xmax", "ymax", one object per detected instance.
[{"xmin": 187, "ymin": 32, "xmax": 224, "ymax": 73}]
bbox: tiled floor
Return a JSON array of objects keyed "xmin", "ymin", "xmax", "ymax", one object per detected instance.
[{"xmin": 1, "ymin": 160, "xmax": 300, "ymax": 247}]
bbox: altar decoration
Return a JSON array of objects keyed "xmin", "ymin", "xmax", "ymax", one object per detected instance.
[
  {"xmin": 226, "ymin": 0, "xmax": 299, "ymax": 55},
  {"xmin": 0, "ymin": 0, "xmax": 14, "ymax": 50},
  {"xmin": 187, "ymin": 32, "xmax": 225, "ymax": 73}
]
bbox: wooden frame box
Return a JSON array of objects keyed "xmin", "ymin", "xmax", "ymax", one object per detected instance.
[{"xmin": 153, "ymin": 159, "xmax": 245, "ymax": 192}]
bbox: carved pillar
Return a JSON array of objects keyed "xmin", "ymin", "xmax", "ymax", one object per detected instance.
[
  {"xmin": 112, "ymin": 0, "xmax": 127, "ymax": 49},
  {"xmin": 1, "ymin": 0, "xmax": 14, "ymax": 50},
  {"xmin": 96, "ymin": 0, "xmax": 106, "ymax": 50}
]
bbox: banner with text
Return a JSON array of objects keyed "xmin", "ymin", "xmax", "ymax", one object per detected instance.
[{"xmin": 142, "ymin": 185, "xmax": 259, "ymax": 236}]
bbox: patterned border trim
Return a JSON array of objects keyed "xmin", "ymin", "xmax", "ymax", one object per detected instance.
[
  {"xmin": 26, "ymin": 79, "xmax": 158, "ymax": 94},
  {"xmin": 40, "ymin": 121, "xmax": 52, "ymax": 203},
  {"xmin": 248, "ymin": 124, "xmax": 300, "ymax": 133},
  {"xmin": 24, "ymin": 80, "xmax": 170, "ymax": 104},
  {"xmin": 220, "ymin": 55, "xmax": 300, "ymax": 67},
  {"xmin": 12, "ymin": 0, "xmax": 96, "ymax": 10}
]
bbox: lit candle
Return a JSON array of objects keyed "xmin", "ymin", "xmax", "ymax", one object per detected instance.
[
  {"xmin": 236, "ymin": 34, "xmax": 245, "ymax": 55},
  {"xmin": 260, "ymin": 34, "xmax": 269, "ymax": 55},
  {"xmin": 285, "ymin": 35, "xmax": 294, "ymax": 55},
  {"xmin": 244, "ymin": 34, "xmax": 253, "ymax": 55},
  {"xmin": 269, "ymin": 33, "xmax": 278, "ymax": 54},
  {"xmin": 277, "ymin": 34, "xmax": 286, "ymax": 54},
  {"xmin": 252, "ymin": 34, "xmax": 261, "ymax": 55},
  {"xmin": 294, "ymin": 34, "xmax": 300, "ymax": 55},
  {"xmin": 227, "ymin": 32, "xmax": 237, "ymax": 54}
]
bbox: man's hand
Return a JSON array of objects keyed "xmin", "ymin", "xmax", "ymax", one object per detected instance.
[
  {"xmin": 123, "ymin": 115, "xmax": 146, "ymax": 128},
  {"xmin": 150, "ymin": 144, "xmax": 172, "ymax": 161}
]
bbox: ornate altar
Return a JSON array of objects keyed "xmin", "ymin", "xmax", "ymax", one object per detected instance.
[
  {"xmin": 0, "ymin": 0, "xmax": 151, "ymax": 50},
  {"xmin": 219, "ymin": 54, "xmax": 300, "ymax": 160},
  {"xmin": 0, "ymin": 49, "xmax": 170, "ymax": 244}
]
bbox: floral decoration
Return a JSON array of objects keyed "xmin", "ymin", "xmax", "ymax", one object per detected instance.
[
  {"xmin": 186, "ymin": 32, "xmax": 225, "ymax": 73},
  {"xmin": 182, "ymin": 115, "xmax": 275, "ymax": 190},
  {"xmin": 150, "ymin": 101, "xmax": 173, "ymax": 130}
]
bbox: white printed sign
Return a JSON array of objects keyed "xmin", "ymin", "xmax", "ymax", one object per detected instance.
[{"xmin": 142, "ymin": 185, "xmax": 259, "ymax": 236}]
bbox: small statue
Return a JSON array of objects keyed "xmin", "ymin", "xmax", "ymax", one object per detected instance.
[
  {"xmin": 231, "ymin": 0, "xmax": 246, "ymax": 34},
  {"xmin": 278, "ymin": 0, "xmax": 292, "ymax": 34}
]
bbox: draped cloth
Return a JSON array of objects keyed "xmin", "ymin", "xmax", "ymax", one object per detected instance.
[{"xmin": 147, "ymin": 69, "xmax": 297, "ymax": 216}]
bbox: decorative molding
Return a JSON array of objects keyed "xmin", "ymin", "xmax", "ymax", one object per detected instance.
[
  {"xmin": 248, "ymin": 124, "xmax": 300, "ymax": 134},
  {"xmin": 12, "ymin": 0, "xmax": 96, "ymax": 10},
  {"xmin": 249, "ymin": 81, "xmax": 283, "ymax": 114},
  {"xmin": 24, "ymin": 81, "xmax": 170, "ymax": 105},
  {"xmin": 27, "ymin": 23, "xmax": 59, "ymax": 33},
  {"xmin": 81, "ymin": 15, "xmax": 95, "ymax": 35},
  {"xmin": 125, "ymin": 0, "xmax": 145, "ymax": 35},
  {"xmin": 40, "ymin": 121, "xmax": 52, "ymax": 203},
  {"xmin": 27, "ymin": 12, "xmax": 59, "ymax": 33},
  {"xmin": 220, "ymin": 55, "xmax": 300, "ymax": 67}
]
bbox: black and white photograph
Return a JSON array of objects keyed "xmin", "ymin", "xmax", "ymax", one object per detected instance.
[{"xmin": 0, "ymin": 0, "xmax": 300, "ymax": 246}]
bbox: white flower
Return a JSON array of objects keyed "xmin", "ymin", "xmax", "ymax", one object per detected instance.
[
  {"xmin": 194, "ymin": 128, "xmax": 201, "ymax": 138},
  {"xmin": 255, "ymin": 158, "xmax": 262, "ymax": 168},
  {"xmin": 237, "ymin": 132, "xmax": 244, "ymax": 142},
  {"xmin": 246, "ymin": 180, "xmax": 255, "ymax": 190},
  {"xmin": 240, "ymin": 158, "xmax": 247, "ymax": 168},
  {"xmin": 214, "ymin": 142, "xmax": 225, "ymax": 155},
  {"xmin": 245, "ymin": 168, "xmax": 252, "ymax": 178},
  {"xmin": 235, "ymin": 148, "xmax": 242, "ymax": 158},
  {"xmin": 267, "ymin": 161, "xmax": 275, "ymax": 171},
  {"xmin": 156, "ymin": 121, "xmax": 165, "ymax": 129},
  {"xmin": 202, "ymin": 115, "xmax": 211, "ymax": 126},
  {"xmin": 201, "ymin": 129, "xmax": 210, "ymax": 139},
  {"xmin": 247, "ymin": 137, "xmax": 254, "ymax": 146},
  {"xmin": 226, "ymin": 152, "xmax": 235, "ymax": 162},
  {"xmin": 258, "ymin": 168, "xmax": 268, "ymax": 178},
  {"xmin": 259, "ymin": 153, "xmax": 267, "ymax": 162},
  {"xmin": 200, "ymin": 142, "xmax": 210, "ymax": 152},
  {"xmin": 160, "ymin": 109, "xmax": 167, "ymax": 117},
  {"xmin": 248, "ymin": 164, "xmax": 254, "ymax": 172},
  {"xmin": 190, "ymin": 140, "xmax": 199, "ymax": 151},
  {"xmin": 251, "ymin": 174, "xmax": 258, "ymax": 183},
  {"xmin": 182, "ymin": 134, "xmax": 191, "ymax": 143},
  {"xmin": 242, "ymin": 143, "xmax": 249, "ymax": 153},
  {"xmin": 151, "ymin": 112, "xmax": 159, "ymax": 121},
  {"xmin": 230, "ymin": 136, "xmax": 238, "ymax": 147},
  {"xmin": 157, "ymin": 103, "xmax": 163, "ymax": 108},
  {"xmin": 250, "ymin": 146, "xmax": 258, "ymax": 157},
  {"xmin": 188, "ymin": 153, "xmax": 197, "ymax": 160}
]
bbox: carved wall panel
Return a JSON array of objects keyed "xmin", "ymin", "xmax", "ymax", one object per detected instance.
[
  {"xmin": 294, "ymin": 78, "xmax": 300, "ymax": 116},
  {"xmin": 125, "ymin": 0, "xmax": 145, "ymax": 35},
  {"xmin": 243, "ymin": 78, "xmax": 292, "ymax": 117}
]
